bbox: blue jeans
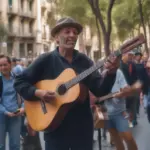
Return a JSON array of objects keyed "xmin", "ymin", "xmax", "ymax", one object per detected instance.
[
  {"xmin": 105, "ymin": 112, "xmax": 129, "ymax": 132},
  {"xmin": 143, "ymin": 95, "xmax": 148, "ymax": 108},
  {"xmin": 0, "ymin": 114, "xmax": 21, "ymax": 150},
  {"xmin": 147, "ymin": 88, "xmax": 150, "ymax": 122}
]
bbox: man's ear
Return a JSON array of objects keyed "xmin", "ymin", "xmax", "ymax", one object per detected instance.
[{"xmin": 54, "ymin": 34, "xmax": 59, "ymax": 44}]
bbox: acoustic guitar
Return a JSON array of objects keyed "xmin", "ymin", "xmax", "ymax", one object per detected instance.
[{"xmin": 25, "ymin": 34, "xmax": 145, "ymax": 132}]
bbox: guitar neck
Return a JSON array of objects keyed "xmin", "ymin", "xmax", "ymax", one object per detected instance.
[
  {"xmin": 65, "ymin": 59, "xmax": 106, "ymax": 89},
  {"xmin": 64, "ymin": 34, "xmax": 145, "ymax": 90},
  {"xmin": 96, "ymin": 92, "xmax": 118, "ymax": 103}
]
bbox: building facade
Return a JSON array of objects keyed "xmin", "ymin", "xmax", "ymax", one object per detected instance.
[
  {"xmin": 0, "ymin": 0, "xmax": 56, "ymax": 59},
  {"xmin": 0, "ymin": 0, "xmax": 103, "ymax": 61},
  {"xmin": 0, "ymin": 0, "xmax": 38, "ymax": 58}
]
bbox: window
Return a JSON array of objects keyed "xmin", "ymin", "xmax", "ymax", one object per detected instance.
[
  {"xmin": 29, "ymin": 1, "xmax": 33, "ymax": 11},
  {"xmin": 20, "ymin": 20, "xmax": 24, "ymax": 35},
  {"xmin": 8, "ymin": 18, "xmax": 13, "ymax": 32},
  {"xmin": 21, "ymin": 0, "xmax": 23, "ymax": 10},
  {"xmin": 20, "ymin": 43, "xmax": 25, "ymax": 57},
  {"xmin": 27, "ymin": 44, "xmax": 33, "ymax": 58},
  {"xmin": 7, "ymin": 43, "xmax": 13, "ymax": 56},
  {"xmin": 8, "ymin": 0, "xmax": 12, "ymax": 6},
  {"xmin": 44, "ymin": 44, "xmax": 49, "ymax": 52},
  {"xmin": 42, "ymin": 25, "xmax": 46, "ymax": 39},
  {"xmin": 29, "ymin": 21, "xmax": 33, "ymax": 33}
]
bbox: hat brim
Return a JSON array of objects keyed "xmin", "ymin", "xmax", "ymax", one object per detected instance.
[
  {"xmin": 51, "ymin": 22, "xmax": 83, "ymax": 37},
  {"xmin": 135, "ymin": 52, "xmax": 143, "ymax": 56},
  {"xmin": 128, "ymin": 52, "xmax": 134, "ymax": 55}
]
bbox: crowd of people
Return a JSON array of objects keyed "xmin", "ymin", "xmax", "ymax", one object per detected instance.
[
  {"xmin": 92, "ymin": 50, "xmax": 150, "ymax": 149},
  {"xmin": 0, "ymin": 16, "xmax": 150, "ymax": 150},
  {"xmin": 0, "ymin": 56, "xmax": 42, "ymax": 150}
]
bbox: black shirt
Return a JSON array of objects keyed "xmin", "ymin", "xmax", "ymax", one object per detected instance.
[
  {"xmin": 14, "ymin": 48, "xmax": 115, "ymax": 149},
  {"xmin": 135, "ymin": 63, "xmax": 149, "ymax": 94},
  {"xmin": 120, "ymin": 60, "xmax": 137, "ymax": 85}
]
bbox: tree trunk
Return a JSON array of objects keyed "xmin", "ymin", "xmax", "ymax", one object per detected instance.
[
  {"xmin": 95, "ymin": 17, "xmax": 102, "ymax": 58},
  {"xmin": 138, "ymin": 24, "xmax": 141, "ymax": 35},
  {"xmin": 137, "ymin": 0, "xmax": 149, "ymax": 54},
  {"xmin": 88, "ymin": 0, "xmax": 115, "ymax": 57},
  {"xmin": 104, "ymin": 33, "xmax": 110, "ymax": 56},
  {"xmin": 148, "ymin": 20, "xmax": 150, "ymax": 48},
  {"xmin": 131, "ymin": 30, "xmax": 135, "ymax": 38}
]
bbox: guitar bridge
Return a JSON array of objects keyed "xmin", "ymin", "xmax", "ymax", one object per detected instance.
[{"xmin": 40, "ymin": 100, "xmax": 47, "ymax": 114}]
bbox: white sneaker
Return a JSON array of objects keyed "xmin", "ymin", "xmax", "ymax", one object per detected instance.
[{"xmin": 128, "ymin": 121, "xmax": 133, "ymax": 128}]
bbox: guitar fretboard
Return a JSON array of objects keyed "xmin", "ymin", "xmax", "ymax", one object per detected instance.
[
  {"xmin": 63, "ymin": 34, "xmax": 145, "ymax": 90},
  {"xmin": 65, "ymin": 59, "xmax": 105, "ymax": 89}
]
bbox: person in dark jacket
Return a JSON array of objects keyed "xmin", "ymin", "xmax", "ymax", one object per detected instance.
[
  {"xmin": 14, "ymin": 17, "xmax": 124, "ymax": 150},
  {"xmin": 145, "ymin": 58, "xmax": 150, "ymax": 122},
  {"xmin": 134, "ymin": 52, "xmax": 149, "ymax": 114}
]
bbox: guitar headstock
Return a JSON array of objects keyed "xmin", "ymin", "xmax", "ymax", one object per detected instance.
[
  {"xmin": 113, "ymin": 34, "xmax": 146, "ymax": 57},
  {"xmin": 95, "ymin": 34, "xmax": 145, "ymax": 71}
]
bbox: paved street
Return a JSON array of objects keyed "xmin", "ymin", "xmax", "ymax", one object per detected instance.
[{"xmin": 6, "ymin": 107, "xmax": 150, "ymax": 150}]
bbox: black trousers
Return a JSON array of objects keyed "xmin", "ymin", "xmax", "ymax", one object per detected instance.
[
  {"xmin": 23, "ymin": 133, "xmax": 42, "ymax": 150},
  {"xmin": 45, "ymin": 141, "xmax": 93, "ymax": 150}
]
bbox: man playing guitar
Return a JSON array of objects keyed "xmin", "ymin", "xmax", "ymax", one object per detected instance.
[{"xmin": 14, "ymin": 17, "xmax": 140, "ymax": 150}]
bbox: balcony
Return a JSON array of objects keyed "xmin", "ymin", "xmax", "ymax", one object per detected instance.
[
  {"xmin": 8, "ymin": 26, "xmax": 36, "ymax": 39},
  {"xmin": 19, "ymin": 28, "xmax": 36, "ymax": 39},
  {"xmin": 19, "ymin": 10, "xmax": 36, "ymax": 20},
  {"xmin": 8, "ymin": 26, "xmax": 19, "ymax": 37},
  {"xmin": 7, "ymin": 6, "xmax": 19, "ymax": 17}
]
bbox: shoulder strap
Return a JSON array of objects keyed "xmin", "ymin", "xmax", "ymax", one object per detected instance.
[{"xmin": 0, "ymin": 76, "xmax": 3, "ymax": 102}]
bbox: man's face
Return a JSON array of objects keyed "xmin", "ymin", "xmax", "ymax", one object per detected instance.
[
  {"xmin": 0, "ymin": 58, "xmax": 11, "ymax": 76},
  {"xmin": 135, "ymin": 55, "xmax": 142, "ymax": 61},
  {"xmin": 56, "ymin": 27, "xmax": 78, "ymax": 49},
  {"xmin": 128, "ymin": 54, "xmax": 133, "ymax": 62}
]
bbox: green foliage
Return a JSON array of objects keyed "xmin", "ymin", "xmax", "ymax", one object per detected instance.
[
  {"xmin": 112, "ymin": 0, "xmax": 140, "ymax": 41},
  {"xmin": 142, "ymin": 0, "xmax": 150, "ymax": 20},
  {"xmin": 56, "ymin": 0, "xmax": 98, "ymax": 34},
  {"xmin": 47, "ymin": 0, "xmax": 150, "ymax": 47}
]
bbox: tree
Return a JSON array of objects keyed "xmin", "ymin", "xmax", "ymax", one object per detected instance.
[
  {"xmin": 137, "ymin": 0, "xmax": 149, "ymax": 53},
  {"xmin": 113, "ymin": 0, "xmax": 140, "ymax": 42},
  {"xmin": 142, "ymin": 0, "xmax": 150, "ymax": 47},
  {"xmin": 88, "ymin": 0, "xmax": 116, "ymax": 56}
]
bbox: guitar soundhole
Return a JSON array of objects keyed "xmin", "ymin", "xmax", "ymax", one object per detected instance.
[{"xmin": 57, "ymin": 84, "xmax": 67, "ymax": 95}]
